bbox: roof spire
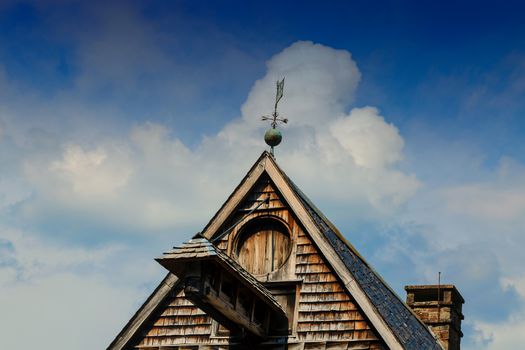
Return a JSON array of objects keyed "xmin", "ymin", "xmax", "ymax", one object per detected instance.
[{"xmin": 262, "ymin": 77, "xmax": 287, "ymax": 156}]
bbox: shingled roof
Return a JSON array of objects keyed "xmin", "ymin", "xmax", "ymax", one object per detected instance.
[{"xmin": 283, "ymin": 174, "xmax": 443, "ymax": 350}]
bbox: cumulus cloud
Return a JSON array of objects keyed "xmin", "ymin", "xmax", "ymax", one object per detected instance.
[
  {"xmin": 237, "ymin": 42, "xmax": 418, "ymax": 212},
  {"xmin": 330, "ymin": 106, "xmax": 404, "ymax": 168},
  {"xmin": 11, "ymin": 41, "xmax": 418, "ymax": 237},
  {"xmin": 241, "ymin": 41, "xmax": 361, "ymax": 127},
  {"xmin": 49, "ymin": 145, "xmax": 132, "ymax": 197}
]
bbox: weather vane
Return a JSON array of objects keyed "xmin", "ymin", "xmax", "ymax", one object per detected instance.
[{"xmin": 262, "ymin": 77, "xmax": 288, "ymax": 156}]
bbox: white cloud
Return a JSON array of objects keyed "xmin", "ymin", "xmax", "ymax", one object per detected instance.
[
  {"xmin": 49, "ymin": 144, "xmax": 132, "ymax": 197},
  {"xmin": 241, "ymin": 41, "xmax": 361, "ymax": 127},
  {"xmin": 468, "ymin": 312, "xmax": 525, "ymax": 350},
  {"xmin": 442, "ymin": 185, "xmax": 525, "ymax": 222},
  {"xmin": 381, "ymin": 154, "xmax": 525, "ymax": 349},
  {"xmin": 0, "ymin": 226, "xmax": 159, "ymax": 350},
  {"xmin": 409, "ymin": 157, "xmax": 525, "ymax": 251},
  {"xmin": 330, "ymin": 106, "xmax": 404, "ymax": 168},
  {"xmin": 0, "ymin": 227, "xmax": 119, "ymax": 283},
  {"xmin": 10, "ymin": 41, "xmax": 418, "ymax": 235}
]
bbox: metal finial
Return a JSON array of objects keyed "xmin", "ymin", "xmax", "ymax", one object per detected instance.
[{"xmin": 262, "ymin": 78, "xmax": 288, "ymax": 156}]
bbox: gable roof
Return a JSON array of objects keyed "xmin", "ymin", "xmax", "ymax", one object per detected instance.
[{"xmin": 108, "ymin": 151, "xmax": 443, "ymax": 350}]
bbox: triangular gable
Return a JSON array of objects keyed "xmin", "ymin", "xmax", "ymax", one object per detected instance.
[
  {"xmin": 110, "ymin": 171, "xmax": 384, "ymax": 349},
  {"xmin": 201, "ymin": 152, "xmax": 442, "ymax": 349},
  {"xmin": 206, "ymin": 176, "xmax": 386, "ymax": 347},
  {"xmin": 108, "ymin": 151, "xmax": 443, "ymax": 350},
  {"xmin": 201, "ymin": 153, "xmax": 401, "ymax": 348}
]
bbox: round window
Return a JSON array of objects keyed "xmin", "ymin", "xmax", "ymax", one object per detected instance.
[{"xmin": 236, "ymin": 217, "xmax": 291, "ymax": 275}]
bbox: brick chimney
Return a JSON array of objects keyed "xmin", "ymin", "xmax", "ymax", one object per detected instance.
[{"xmin": 405, "ymin": 285, "xmax": 464, "ymax": 350}]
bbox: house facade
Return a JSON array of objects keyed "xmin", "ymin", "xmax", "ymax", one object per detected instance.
[{"xmin": 108, "ymin": 152, "xmax": 463, "ymax": 350}]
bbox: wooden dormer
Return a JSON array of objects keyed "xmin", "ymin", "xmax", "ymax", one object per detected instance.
[{"xmin": 156, "ymin": 236, "xmax": 288, "ymax": 340}]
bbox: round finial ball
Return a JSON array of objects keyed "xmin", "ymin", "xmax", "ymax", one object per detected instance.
[{"xmin": 264, "ymin": 128, "xmax": 282, "ymax": 147}]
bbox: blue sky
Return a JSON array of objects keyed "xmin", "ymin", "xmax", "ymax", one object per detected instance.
[{"xmin": 1, "ymin": 1, "xmax": 525, "ymax": 349}]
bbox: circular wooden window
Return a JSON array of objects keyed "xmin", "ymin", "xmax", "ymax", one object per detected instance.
[{"xmin": 236, "ymin": 217, "xmax": 291, "ymax": 275}]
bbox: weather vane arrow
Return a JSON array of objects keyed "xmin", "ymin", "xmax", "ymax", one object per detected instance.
[{"xmin": 262, "ymin": 77, "xmax": 287, "ymax": 156}]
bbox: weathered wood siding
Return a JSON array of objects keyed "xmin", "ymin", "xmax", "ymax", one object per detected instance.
[
  {"xmin": 295, "ymin": 231, "xmax": 383, "ymax": 348},
  {"xmin": 132, "ymin": 178, "xmax": 386, "ymax": 350},
  {"xmin": 136, "ymin": 289, "xmax": 220, "ymax": 348}
]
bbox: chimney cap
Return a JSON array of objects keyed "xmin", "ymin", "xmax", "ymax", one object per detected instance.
[{"xmin": 405, "ymin": 284, "xmax": 465, "ymax": 303}]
